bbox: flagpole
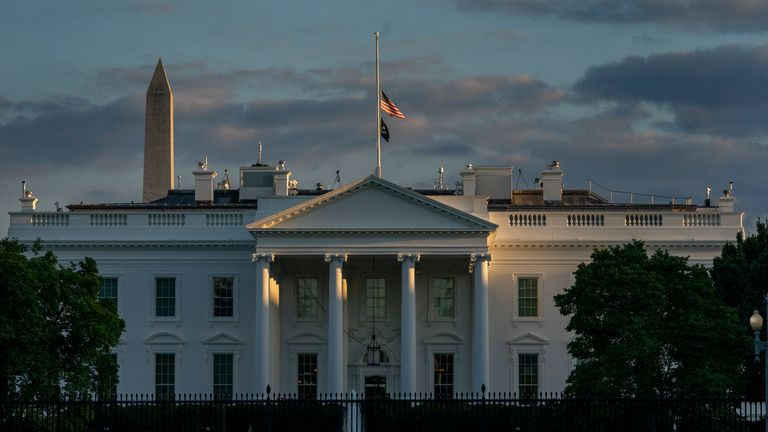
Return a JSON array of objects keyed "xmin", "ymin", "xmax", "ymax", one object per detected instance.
[{"xmin": 374, "ymin": 32, "xmax": 382, "ymax": 178}]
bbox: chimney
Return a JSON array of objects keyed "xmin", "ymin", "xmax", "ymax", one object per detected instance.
[
  {"xmin": 541, "ymin": 160, "xmax": 563, "ymax": 202},
  {"xmin": 274, "ymin": 160, "xmax": 291, "ymax": 197},
  {"xmin": 460, "ymin": 164, "xmax": 477, "ymax": 196},
  {"xmin": 717, "ymin": 186, "xmax": 735, "ymax": 213},
  {"xmin": 193, "ymin": 160, "xmax": 217, "ymax": 203},
  {"xmin": 19, "ymin": 181, "xmax": 38, "ymax": 212}
]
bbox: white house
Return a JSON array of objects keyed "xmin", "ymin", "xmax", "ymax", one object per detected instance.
[{"xmin": 6, "ymin": 61, "xmax": 743, "ymax": 398}]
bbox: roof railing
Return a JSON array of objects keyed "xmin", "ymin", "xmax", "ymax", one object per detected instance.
[{"xmin": 587, "ymin": 179, "xmax": 691, "ymax": 205}]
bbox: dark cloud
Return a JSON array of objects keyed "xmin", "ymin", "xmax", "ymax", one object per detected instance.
[
  {"xmin": 3, "ymin": 57, "xmax": 768, "ymax": 230},
  {"xmin": 574, "ymin": 44, "xmax": 768, "ymax": 136},
  {"xmin": 0, "ymin": 94, "xmax": 144, "ymax": 176},
  {"xmin": 454, "ymin": 0, "xmax": 768, "ymax": 32}
]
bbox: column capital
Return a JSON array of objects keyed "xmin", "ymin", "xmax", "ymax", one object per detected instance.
[
  {"xmin": 251, "ymin": 253, "xmax": 274, "ymax": 263},
  {"xmin": 397, "ymin": 253, "xmax": 421, "ymax": 263},
  {"xmin": 469, "ymin": 253, "xmax": 491, "ymax": 273},
  {"xmin": 324, "ymin": 253, "xmax": 348, "ymax": 263}
]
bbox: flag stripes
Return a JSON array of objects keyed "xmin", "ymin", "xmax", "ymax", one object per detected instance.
[{"xmin": 380, "ymin": 91, "xmax": 405, "ymax": 119}]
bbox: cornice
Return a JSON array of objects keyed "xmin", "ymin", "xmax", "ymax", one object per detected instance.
[
  {"xmin": 251, "ymin": 228, "xmax": 492, "ymax": 236},
  {"xmin": 20, "ymin": 240, "xmax": 256, "ymax": 249},
  {"xmin": 491, "ymin": 240, "xmax": 730, "ymax": 249}
]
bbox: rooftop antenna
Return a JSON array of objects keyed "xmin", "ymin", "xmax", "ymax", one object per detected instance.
[
  {"xmin": 54, "ymin": 201, "xmax": 62, "ymax": 212},
  {"xmin": 221, "ymin": 169, "xmax": 231, "ymax": 190},
  {"xmin": 177, "ymin": 175, "xmax": 182, "ymax": 189},
  {"xmin": 331, "ymin": 170, "xmax": 341, "ymax": 189},
  {"xmin": 514, "ymin": 168, "xmax": 530, "ymax": 190},
  {"xmin": 258, "ymin": 141, "xmax": 263, "ymax": 165},
  {"xmin": 21, "ymin": 181, "xmax": 26, "ymax": 197},
  {"xmin": 434, "ymin": 166, "xmax": 446, "ymax": 190}
]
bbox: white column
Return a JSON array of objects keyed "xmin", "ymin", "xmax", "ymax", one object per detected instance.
[
  {"xmin": 325, "ymin": 253, "xmax": 347, "ymax": 394},
  {"xmin": 398, "ymin": 253, "xmax": 420, "ymax": 395},
  {"xmin": 251, "ymin": 253, "xmax": 274, "ymax": 395},
  {"xmin": 471, "ymin": 253, "xmax": 491, "ymax": 394}
]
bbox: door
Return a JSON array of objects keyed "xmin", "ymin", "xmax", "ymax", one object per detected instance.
[{"xmin": 364, "ymin": 375, "xmax": 386, "ymax": 399}]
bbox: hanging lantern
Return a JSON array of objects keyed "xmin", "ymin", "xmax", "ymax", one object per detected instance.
[{"xmin": 366, "ymin": 332, "xmax": 381, "ymax": 366}]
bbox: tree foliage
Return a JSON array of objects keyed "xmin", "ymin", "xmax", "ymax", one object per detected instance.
[
  {"xmin": 711, "ymin": 221, "xmax": 768, "ymax": 397},
  {"xmin": 555, "ymin": 241, "xmax": 746, "ymax": 397},
  {"xmin": 0, "ymin": 239, "xmax": 125, "ymax": 400}
]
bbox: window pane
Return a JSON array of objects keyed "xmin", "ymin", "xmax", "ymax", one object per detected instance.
[
  {"xmin": 213, "ymin": 277, "xmax": 234, "ymax": 317},
  {"xmin": 297, "ymin": 353, "xmax": 318, "ymax": 399},
  {"xmin": 297, "ymin": 278, "xmax": 319, "ymax": 318},
  {"xmin": 433, "ymin": 278, "xmax": 455, "ymax": 319},
  {"xmin": 365, "ymin": 278, "xmax": 386, "ymax": 319},
  {"xmin": 518, "ymin": 278, "xmax": 538, "ymax": 317},
  {"xmin": 518, "ymin": 353, "xmax": 538, "ymax": 397},
  {"xmin": 155, "ymin": 353, "xmax": 175, "ymax": 400},
  {"xmin": 433, "ymin": 353, "xmax": 454, "ymax": 399},
  {"xmin": 100, "ymin": 277, "xmax": 118, "ymax": 310},
  {"xmin": 213, "ymin": 353, "xmax": 233, "ymax": 400},
  {"xmin": 155, "ymin": 278, "xmax": 176, "ymax": 317}
]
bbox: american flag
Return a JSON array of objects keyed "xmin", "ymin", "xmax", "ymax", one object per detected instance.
[{"xmin": 380, "ymin": 91, "xmax": 405, "ymax": 119}]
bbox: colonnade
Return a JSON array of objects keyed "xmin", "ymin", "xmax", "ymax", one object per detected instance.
[{"xmin": 250, "ymin": 252, "xmax": 491, "ymax": 394}]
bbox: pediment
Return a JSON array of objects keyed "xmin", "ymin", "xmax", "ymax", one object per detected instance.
[
  {"xmin": 203, "ymin": 331, "xmax": 244, "ymax": 345},
  {"xmin": 506, "ymin": 332, "xmax": 549, "ymax": 346},
  {"xmin": 144, "ymin": 331, "xmax": 185, "ymax": 345},
  {"xmin": 248, "ymin": 176, "xmax": 496, "ymax": 233},
  {"xmin": 424, "ymin": 332, "xmax": 464, "ymax": 345},
  {"xmin": 287, "ymin": 332, "xmax": 324, "ymax": 345}
]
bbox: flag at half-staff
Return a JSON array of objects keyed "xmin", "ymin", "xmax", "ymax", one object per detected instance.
[
  {"xmin": 380, "ymin": 91, "xmax": 405, "ymax": 119},
  {"xmin": 380, "ymin": 117, "xmax": 390, "ymax": 142}
]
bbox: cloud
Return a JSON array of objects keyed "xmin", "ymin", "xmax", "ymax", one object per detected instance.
[
  {"xmin": 453, "ymin": 0, "xmax": 768, "ymax": 32},
  {"xmin": 573, "ymin": 44, "xmax": 768, "ymax": 136},
  {"xmin": 3, "ymin": 56, "xmax": 768, "ymax": 233}
]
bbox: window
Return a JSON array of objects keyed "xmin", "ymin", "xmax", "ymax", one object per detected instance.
[
  {"xmin": 99, "ymin": 277, "xmax": 118, "ymax": 310},
  {"xmin": 213, "ymin": 353, "xmax": 233, "ymax": 399},
  {"xmin": 433, "ymin": 353, "xmax": 454, "ymax": 399},
  {"xmin": 365, "ymin": 277, "xmax": 386, "ymax": 319},
  {"xmin": 432, "ymin": 277, "xmax": 455, "ymax": 319},
  {"xmin": 213, "ymin": 277, "xmax": 234, "ymax": 318},
  {"xmin": 155, "ymin": 278, "xmax": 176, "ymax": 317},
  {"xmin": 297, "ymin": 353, "xmax": 318, "ymax": 399},
  {"xmin": 518, "ymin": 277, "xmax": 538, "ymax": 318},
  {"xmin": 296, "ymin": 278, "xmax": 319, "ymax": 318},
  {"xmin": 155, "ymin": 353, "xmax": 175, "ymax": 399},
  {"xmin": 518, "ymin": 353, "xmax": 539, "ymax": 397}
]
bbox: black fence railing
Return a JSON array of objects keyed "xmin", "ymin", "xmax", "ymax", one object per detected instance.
[{"xmin": 1, "ymin": 393, "xmax": 766, "ymax": 432}]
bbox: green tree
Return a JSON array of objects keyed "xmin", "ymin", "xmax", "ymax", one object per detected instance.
[
  {"xmin": 711, "ymin": 221, "xmax": 768, "ymax": 397},
  {"xmin": 0, "ymin": 239, "xmax": 125, "ymax": 400},
  {"xmin": 555, "ymin": 241, "xmax": 746, "ymax": 397}
]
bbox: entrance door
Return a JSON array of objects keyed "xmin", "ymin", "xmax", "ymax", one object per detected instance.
[{"xmin": 364, "ymin": 375, "xmax": 387, "ymax": 399}]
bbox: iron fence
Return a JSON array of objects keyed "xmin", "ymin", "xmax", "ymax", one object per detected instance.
[{"xmin": 1, "ymin": 392, "xmax": 765, "ymax": 432}]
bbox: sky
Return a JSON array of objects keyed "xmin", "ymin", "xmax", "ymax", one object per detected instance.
[{"xmin": 2, "ymin": 0, "xmax": 768, "ymax": 235}]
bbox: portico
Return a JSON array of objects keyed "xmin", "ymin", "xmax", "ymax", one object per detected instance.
[{"xmin": 247, "ymin": 175, "xmax": 497, "ymax": 395}]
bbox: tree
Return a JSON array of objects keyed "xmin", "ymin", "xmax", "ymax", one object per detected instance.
[
  {"xmin": 555, "ymin": 241, "xmax": 747, "ymax": 397},
  {"xmin": 0, "ymin": 239, "xmax": 125, "ymax": 400},
  {"xmin": 711, "ymin": 221, "xmax": 768, "ymax": 397}
]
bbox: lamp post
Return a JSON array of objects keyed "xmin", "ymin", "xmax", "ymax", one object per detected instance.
[{"xmin": 750, "ymin": 308, "xmax": 768, "ymax": 432}]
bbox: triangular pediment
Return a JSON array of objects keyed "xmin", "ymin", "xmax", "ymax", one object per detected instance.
[
  {"xmin": 203, "ymin": 332, "xmax": 245, "ymax": 345},
  {"xmin": 248, "ymin": 176, "xmax": 496, "ymax": 232},
  {"xmin": 507, "ymin": 332, "xmax": 549, "ymax": 346}
]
